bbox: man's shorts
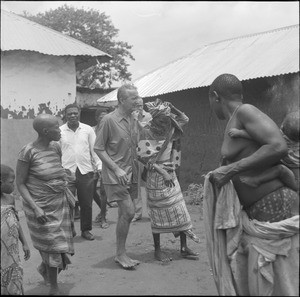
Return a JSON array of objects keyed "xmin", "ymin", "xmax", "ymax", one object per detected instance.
[{"xmin": 104, "ymin": 183, "xmax": 138, "ymax": 203}]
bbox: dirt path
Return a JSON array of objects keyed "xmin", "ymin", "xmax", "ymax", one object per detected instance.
[{"xmin": 18, "ymin": 189, "xmax": 218, "ymax": 295}]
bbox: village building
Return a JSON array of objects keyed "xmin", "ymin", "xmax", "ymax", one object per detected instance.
[
  {"xmin": 98, "ymin": 24, "xmax": 299, "ymax": 190},
  {"xmin": 1, "ymin": 9, "xmax": 112, "ymax": 171},
  {"xmin": 76, "ymin": 86, "xmax": 116, "ymax": 127}
]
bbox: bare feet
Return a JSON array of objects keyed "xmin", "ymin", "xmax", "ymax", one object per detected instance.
[
  {"xmin": 154, "ymin": 250, "xmax": 172, "ymax": 262},
  {"xmin": 114, "ymin": 254, "xmax": 140, "ymax": 270},
  {"xmin": 37, "ymin": 264, "xmax": 49, "ymax": 285},
  {"xmin": 100, "ymin": 219, "xmax": 109, "ymax": 229},
  {"xmin": 181, "ymin": 247, "xmax": 199, "ymax": 259},
  {"xmin": 49, "ymin": 286, "xmax": 60, "ymax": 295},
  {"xmin": 240, "ymin": 176, "xmax": 259, "ymax": 187},
  {"xmin": 130, "ymin": 258, "xmax": 140, "ymax": 266}
]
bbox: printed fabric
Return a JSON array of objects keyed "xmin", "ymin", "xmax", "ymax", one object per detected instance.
[
  {"xmin": 146, "ymin": 168, "xmax": 193, "ymax": 233},
  {"xmin": 244, "ymin": 187, "xmax": 297, "ymax": 223},
  {"xmin": 1, "ymin": 206, "xmax": 24, "ymax": 295},
  {"xmin": 203, "ymin": 174, "xmax": 299, "ymax": 296}
]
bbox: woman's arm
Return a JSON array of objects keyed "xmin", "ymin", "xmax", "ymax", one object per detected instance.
[
  {"xmin": 167, "ymin": 102, "xmax": 183, "ymax": 116},
  {"xmin": 17, "ymin": 222, "xmax": 31, "ymax": 260},
  {"xmin": 167, "ymin": 102, "xmax": 189, "ymax": 127},
  {"xmin": 151, "ymin": 163, "xmax": 175, "ymax": 188},
  {"xmin": 137, "ymin": 157, "xmax": 175, "ymax": 188},
  {"xmin": 16, "ymin": 160, "xmax": 49, "ymax": 224},
  {"xmin": 211, "ymin": 104, "xmax": 287, "ymax": 187}
]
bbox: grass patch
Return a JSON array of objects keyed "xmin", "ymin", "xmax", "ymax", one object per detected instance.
[{"xmin": 183, "ymin": 183, "xmax": 204, "ymax": 219}]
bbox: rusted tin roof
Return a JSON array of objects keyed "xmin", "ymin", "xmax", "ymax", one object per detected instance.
[
  {"xmin": 1, "ymin": 9, "xmax": 111, "ymax": 61},
  {"xmin": 98, "ymin": 24, "xmax": 299, "ymax": 104}
]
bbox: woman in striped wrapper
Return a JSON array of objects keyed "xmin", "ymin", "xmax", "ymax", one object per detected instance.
[
  {"xmin": 16, "ymin": 114, "xmax": 75, "ymax": 296},
  {"xmin": 135, "ymin": 98, "xmax": 200, "ymax": 262}
]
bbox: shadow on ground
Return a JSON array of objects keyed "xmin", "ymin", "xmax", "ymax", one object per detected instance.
[{"xmin": 24, "ymin": 281, "xmax": 75, "ymax": 295}]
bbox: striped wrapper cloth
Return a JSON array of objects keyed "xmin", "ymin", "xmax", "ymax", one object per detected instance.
[{"xmin": 23, "ymin": 177, "xmax": 74, "ymax": 255}]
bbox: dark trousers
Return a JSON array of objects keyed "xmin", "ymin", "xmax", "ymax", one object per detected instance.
[{"xmin": 75, "ymin": 168, "xmax": 94, "ymax": 232}]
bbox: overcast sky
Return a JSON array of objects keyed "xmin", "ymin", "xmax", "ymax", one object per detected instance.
[{"xmin": 2, "ymin": 1, "xmax": 299, "ymax": 82}]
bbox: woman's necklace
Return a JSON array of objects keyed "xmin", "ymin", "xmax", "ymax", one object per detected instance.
[
  {"xmin": 225, "ymin": 104, "xmax": 242, "ymax": 133},
  {"xmin": 228, "ymin": 104, "xmax": 242, "ymax": 123}
]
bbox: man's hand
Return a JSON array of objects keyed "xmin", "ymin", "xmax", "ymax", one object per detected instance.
[{"xmin": 114, "ymin": 167, "xmax": 129, "ymax": 186}]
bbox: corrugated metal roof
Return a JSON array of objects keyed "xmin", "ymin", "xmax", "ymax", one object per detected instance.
[
  {"xmin": 98, "ymin": 24, "xmax": 299, "ymax": 104},
  {"xmin": 1, "ymin": 9, "xmax": 111, "ymax": 59}
]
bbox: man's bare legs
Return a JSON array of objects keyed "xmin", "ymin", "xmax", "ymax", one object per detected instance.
[{"xmin": 114, "ymin": 198, "xmax": 140, "ymax": 269}]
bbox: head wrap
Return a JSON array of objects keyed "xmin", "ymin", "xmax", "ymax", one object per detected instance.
[
  {"xmin": 145, "ymin": 98, "xmax": 171, "ymax": 118},
  {"xmin": 145, "ymin": 98, "xmax": 183, "ymax": 134}
]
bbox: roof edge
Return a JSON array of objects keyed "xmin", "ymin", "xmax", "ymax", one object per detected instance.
[
  {"xmin": 207, "ymin": 24, "xmax": 299, "ymax": 47},
  {"xmin": 1, "ymin": 9, "xmax": 112, "ymax": 58},
  {"xmin": 132, "ymin": 24, "xmax": 299, "ymax": 83}
]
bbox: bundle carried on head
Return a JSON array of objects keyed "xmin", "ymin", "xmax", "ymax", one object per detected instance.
[
  {"xmin": 145, "ymin": 98, "xmax": 171, "ymax": 118},
  {"xmin": 145, "ymin": 98, "xmax": 183, "ymax": 137}
]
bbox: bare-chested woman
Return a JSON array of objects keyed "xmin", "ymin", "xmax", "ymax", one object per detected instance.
[
  {"xmin": 207, "ymin": 73, "xmax": 299, "ymax": 296},
  {"xmin": 208, "ymin": 74, "xmax": 297, "ymax": 222}
]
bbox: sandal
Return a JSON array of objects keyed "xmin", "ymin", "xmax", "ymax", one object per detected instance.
[
  {"xmin": 184, "ymin": 230, "xmax": 200, "ymax": 243},
  {"xmin": 181, "ymin": 249, "xmax": 199, "ymax": 259}
]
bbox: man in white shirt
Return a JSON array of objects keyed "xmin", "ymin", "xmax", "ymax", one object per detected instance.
[{"xmin": 59, "ymin": 103, "xmax": 102, "ymax": 241}]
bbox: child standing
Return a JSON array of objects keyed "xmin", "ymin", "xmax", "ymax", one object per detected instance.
[{"xmin": 1, "ymin": 164, "xmax": 30, "ymax": 295}]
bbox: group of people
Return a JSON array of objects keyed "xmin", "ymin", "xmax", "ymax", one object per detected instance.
[{"xmin": 1, "ymin": 74, "xmax": 298, "ymax": 296}]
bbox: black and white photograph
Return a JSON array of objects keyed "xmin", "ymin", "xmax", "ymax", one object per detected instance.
[{"xmin": 1, "ymin": 1, "xmax": 299, "ymax": 295}]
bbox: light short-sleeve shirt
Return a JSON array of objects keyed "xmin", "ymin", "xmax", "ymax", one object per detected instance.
[{"xmin": 94, "ymin": 109, "xmax": 138, "ymax": 185}]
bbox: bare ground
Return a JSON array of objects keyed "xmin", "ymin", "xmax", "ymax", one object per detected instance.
[{"xmin": 17, "ymin": 189, "xmax": 218, "ymax": 296}]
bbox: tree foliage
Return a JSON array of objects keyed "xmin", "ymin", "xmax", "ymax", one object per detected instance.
[{"xmin": 22, "ymin": 4, "xmax": 134, "ymax": 88}]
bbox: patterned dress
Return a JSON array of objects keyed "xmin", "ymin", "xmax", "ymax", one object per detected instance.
[
  {"xmin": 137, "ymin": 114, "xmax": 195, "ymax": 236},
  {"xmin": 1, "ymin": 205, "xmax": 24, "ymax": 295}
]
